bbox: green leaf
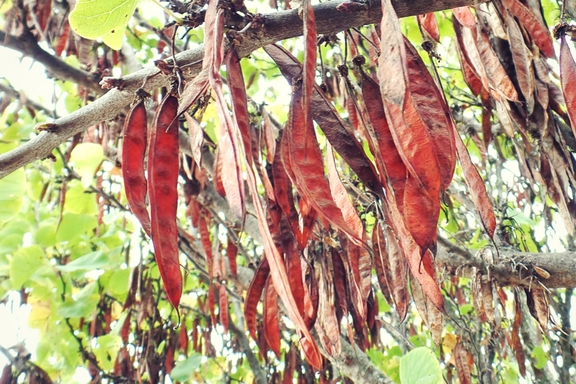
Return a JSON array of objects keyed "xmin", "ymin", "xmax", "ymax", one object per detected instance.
[
  {"xmin": 531, "ymin": 346, "xmax": 549, "ymax": 369},
  {"xmin": 56, "ymin": 213, "xmax": 98, "ymax": 242},
  {"xmin": 171, "ymin": 354, "xmax": 202, "ymax": 382},
  {"xmin": 64, "ymin": 180, "xmax": 98, "ymax": 215},
  {"xmin": 57, "ymin": 251, "xmax": 109, "ymax": 272},
  {"xmin": 35, "ymin": 219, "xmax": 58, "ymax": 247},
  {"xmin": 69, "ymin": 0, "xmax": 139, "ymax": 50},
  {"xmin": 26, "ymin": 168, "xmax": 45, "ymax": 201},
  {"xmin": 502, "ymin": 366, "xmax": 519, "ymax": 383},
  {"xmin": 107, "ymin": 267, "xmax": 131, "ymax": 297},
  {"xmin": 58, "ymin": 282, "xmax": 99, "ymax": 318},
  {"xmin": 460, "ymin": 303, "xmax": 474, "ymax": 316},
  {"xmin": 0, "ymin": 168, "xmax": 25, "ymax": 223},
  {"xmin": 506, "ymin": 207, "xmax": 536, "ymax": 226},
  {"xmin": 0, "ymin": 233, "xmax": 24, "ymax": 254},
  {"xmin": 10, "ymin": 245, "xmax": 45, "ymax": 288},
  {"xmin": 69, "ymin": 143, "xmax": 104, "ymax": 188},
  {"xmin": 368, "ymin": 349, "xmax": 400, "ymax": 384},
  {"xmin": 399, "ymin": 347, "xmax": 442, "ymax": 384},
  {"xmin": 65, "ymin": 93, "xmax": 83, "ymax": 114},
  {"xmin": 0, "ymin": 0, "xmax": 12, "ymax": 14},
  {"xmin": 93, "ymin": 334, "xmax": 123, "ymax": 371}
]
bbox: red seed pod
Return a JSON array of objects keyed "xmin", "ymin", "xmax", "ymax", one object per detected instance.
[
  {"xmin": 122, "ymin": 99, "xmax": 152, "ymax": 237},
  {"xmin": 148, "ymin": 94, "xmax": 182, "ymax": 309}
]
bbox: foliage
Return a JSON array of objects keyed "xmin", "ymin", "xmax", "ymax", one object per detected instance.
[{"xmin": 0, "ymin": 0, "xmax": 576, "ymax": 383}]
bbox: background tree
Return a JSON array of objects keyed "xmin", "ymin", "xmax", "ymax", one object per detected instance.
[{"xmin": 0, "ymin": 0, "xmax": 575, "ymax": 383}]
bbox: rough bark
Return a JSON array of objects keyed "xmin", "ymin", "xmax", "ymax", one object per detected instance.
[{"xmin": 437, "ymin": 238, "xmax": 576, "ymax": 289}]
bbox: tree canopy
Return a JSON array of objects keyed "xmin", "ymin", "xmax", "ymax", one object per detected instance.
[{"xmin": 0, "ymin": 0, "xmax": 576, "ymax": 383}]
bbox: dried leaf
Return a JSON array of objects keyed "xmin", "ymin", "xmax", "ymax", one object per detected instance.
[
  {"xmin": 245, "ymin": 145, "xmax": 323, "ymax": 368},
  {"xmin": 325, "ymin": 144, "xmax": 364, "ymax": 240},
  {"xmin": 411, "ymin": 275, "xmax": 443, "ymax": 345},
  {"xmin": 315, "ymin": 256, "xmax": 341, "ymax": 355},
  {"xmin": 560, "ymin": 36, "xmax": 576, "ymax": 140},
  {"xmin": 219, "ymin": 284, "xmax": 229, "ymax": 332},
  {"xmin": 264, "ymin": 44, "xmax": 380, "ymax": 192},
  {"xmin": 226, "ymin": 239, "xmax": 237, "ymax": 278},
  {"xmin": 263, "ymin": 277, "xmax": 282, "ymax": 357},
  {"xmin": 453, "ymin": 18, "xmax": 491, "ymax": 95},
  {"xmin": 502, "ymin": 0, "xmax": 555, "ymax": 59},
  {"xmin": 404, "ymin": 38, "xmax": 456, "ymax": 192},
  {"xmin": 372, "ymin": 221, "xmax": 393, "ymax": 305},
  {"xmin": 453, "ymin": 128, "xmax": 497, "ymax": 238},
  {"xmin": 361, "ymin": 73, "xmax": 407, "ymax": 204},
  {"xmin": 226, "ymin": 50, "xmax": 254, "ymax": 163},
  {"xmin": 198, "ymin": 212, "xmax": 214, "ymax": 278},
  {"xmin": 286, "ymin": 86, "xmax": 363, "ymax": 246},
  {"xmin": 302, "ymin": 0, "xmax": 317, "ymax": 127},
  {"xmin": 512, "ymin": 293, "xmax": 527, "ymax": 376},
  {"xmin": 262, "ymin": 108, "xmax": 277, "ymax": 163},
  {"xmin": 526, "ymin": 288, "xmax": 549, "ymax": 331},
  {"xmin": 476, "ymin": 27, "xmax": 519, "ymax": 101},
  {"xmin": 418, "ymin": 13, "xmax": 440, "ymax": 42},
  {"xmin": 480, "ymin": 275, "xmax": 495, "ymax": 324},
  {"xmin": 472, "ymin": 272, "xmax": 488, "ymax": 323},
  {"xmin": 378, "ymin": 0, "xmax": 408, "ymax": 106},
  {"xmin": 453, "ymin": 342, "xmax": 473, "ymax": 384},
  {"xmin": 505, "ymin": 12, "xmax": 534, "ymax": 102},
  {"xmin": 244, "ymin": 258, "xmax": 270, "ymax": 341},
  {"xmin": 184, "ymin": 113, "xmax": 204, "ymax": 167},
  {"xmin": 452, "ymin": 6, "xmax": 476, "ymax": 28},
  {"xmin": 388, "ymin": 199, "xmax": 444, "ymax": 310}
]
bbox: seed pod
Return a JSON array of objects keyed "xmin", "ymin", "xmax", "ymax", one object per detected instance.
[
  {"xmin": 148, "ymin": 94, "xmax": 182, "ymax": 309},
  {"xmin": 122, "ymin": 99, "xmax": 152, "ymax": 236}
]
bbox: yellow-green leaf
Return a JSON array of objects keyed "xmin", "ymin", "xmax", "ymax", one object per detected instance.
[
  {"xmin": 0, "ymin": 168, "xmax": 25, "ymax": 223},
  {"xmin": 68, "ymin": 0, "xmax": 139, "ymax": 50},
  {"xmin": 10, "ymin": 245, "xmax": 45, "ymax": 289},
  {"xmin": 70, "ymin": 143, "xmax": 104, "ymax": 188}
]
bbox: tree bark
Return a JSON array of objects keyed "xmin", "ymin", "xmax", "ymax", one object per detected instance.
[
  {"xmin": 437, "ymin": 238, "xmax": 576, "ymax": 289},
  {"xmin": 0, "ymin": 0, "xmax": 488, "ymax": 179}
]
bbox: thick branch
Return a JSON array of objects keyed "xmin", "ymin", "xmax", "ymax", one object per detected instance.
[
  {"xmin": 0, "ymin": 0, "xmax": 487, "ymax": 179},
  {"xmin": 437, "ymin": 240, "xmax": 576, "ymax": 289}
]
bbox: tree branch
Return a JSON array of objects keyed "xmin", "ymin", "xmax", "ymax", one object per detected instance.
[
  {"xmin": 0, "ymin": 29, "xmax": 102, "ymax": 93},
  {"xmin": 437, "ymin": 240, "xmax": 576, "ymax": 289},
  {"xmin": 321, "ymin": 336, "xmax": 393, "ymax": 384},
  {"xmin": 0, "ymin": 81, "xmax": 58, "ymax": 118},
  {"xmin": 0, "ymin": 0, "xmax": 488, "ymax": 179},
  {"xmin": 228, "ymin": 320, "xmax": 268, "ymax": 384}
]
